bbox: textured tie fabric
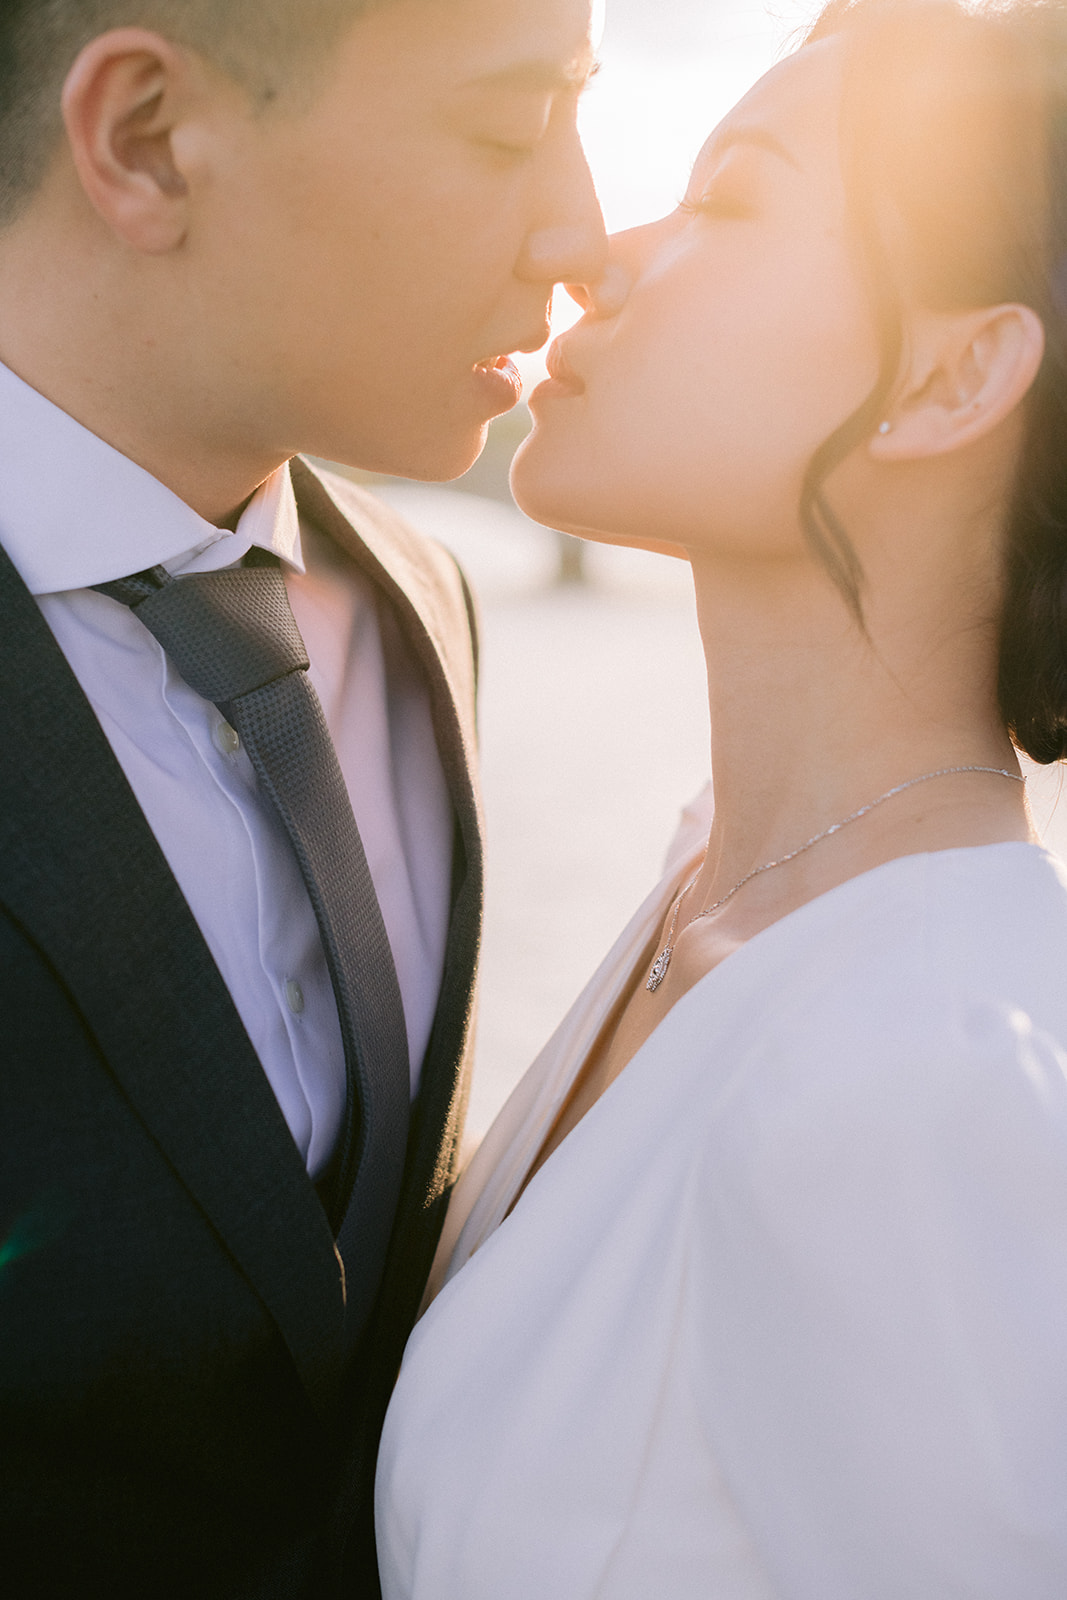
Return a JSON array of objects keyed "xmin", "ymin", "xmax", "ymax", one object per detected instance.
[{"xmin": 95, "ymin": 552, "xmax": 411, "ymax": 1342}]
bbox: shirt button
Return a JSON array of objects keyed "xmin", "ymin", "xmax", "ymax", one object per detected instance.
[
  {"xmin": 285, "ymin": 978, "xmax": 305, "ymax": 1016},
  {"xmin": 212, "ymin": 717, "xmax": 240, "ymax": 756}
]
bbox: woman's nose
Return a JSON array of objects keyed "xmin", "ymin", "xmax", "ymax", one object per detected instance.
[
  {"xmin": 562, "ymin": 254, "xmax": 632, "ymax": 319},
  {"xmin": 567, "ymin": 214, "xmax": 673, "ymax": 317}
]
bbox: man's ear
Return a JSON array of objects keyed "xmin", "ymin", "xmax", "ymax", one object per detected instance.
[
  {"xmin": 869, "ymin": 302, "xmax": 1045, "ymax": 460},
  {"xmin": 60, "ymin": 28, "xmax": 209, "ymax": 254}
]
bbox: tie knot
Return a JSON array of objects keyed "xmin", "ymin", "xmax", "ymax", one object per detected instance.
[{"xmin": 99, "ymin": 562, "xmax": 309, "ymax": 707}]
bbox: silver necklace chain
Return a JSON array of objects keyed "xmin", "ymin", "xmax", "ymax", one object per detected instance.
[{"xmin": 645, "ymin": 764, "xmax": 1025, "ymax": 993}]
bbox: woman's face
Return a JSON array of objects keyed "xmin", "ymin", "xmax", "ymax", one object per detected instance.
[{"xmin": 511, "ymin": 36, "xmax": 882, "ymax": 558}]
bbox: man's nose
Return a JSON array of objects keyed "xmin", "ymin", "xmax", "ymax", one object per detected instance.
[{"xmin": 516, "ymin": 143, "xmax": 608, "ymax": 289}]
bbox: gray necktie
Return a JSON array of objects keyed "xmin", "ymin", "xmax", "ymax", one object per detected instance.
[{"xmin": 96, "ymin": 550, "xmax": 410, "ymax": 1341}]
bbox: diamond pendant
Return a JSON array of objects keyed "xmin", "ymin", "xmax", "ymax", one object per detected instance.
[{"xmin": 646, "ymin": 944, "xmax": 673, "ymax": 993}]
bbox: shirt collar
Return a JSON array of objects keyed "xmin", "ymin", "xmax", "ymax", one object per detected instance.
[{"xmin": 0, "ymin": 358, "xmax": 305, "ymax": 595}]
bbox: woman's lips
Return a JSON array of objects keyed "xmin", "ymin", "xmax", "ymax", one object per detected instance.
[{"xmin": 532, "ymin": 339, "xmax": 586, "ymax": 404}]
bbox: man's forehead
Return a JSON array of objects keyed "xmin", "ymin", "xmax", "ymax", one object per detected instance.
[
  {"xmin": 427, "ymin": 0, "xmax": 597, "ymax": 90},
  {"xmin": 338, "ymin": 0, "xmax": 598, "ymax": 100}
]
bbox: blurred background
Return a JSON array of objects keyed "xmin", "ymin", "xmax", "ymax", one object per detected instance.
[{"xmin": 335, "ymin": 0, "xmax": 1067, "ymax": 1137}]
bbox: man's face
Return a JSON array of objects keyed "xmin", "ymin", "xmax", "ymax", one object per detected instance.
[{"xmin": 188, "ymin": 0, "xmax": 606, "ymax": 480}]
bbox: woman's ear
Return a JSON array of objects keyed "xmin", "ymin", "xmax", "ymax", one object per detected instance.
[
  {"xmin": 60, "ymin": 28, "xmax": 205, "ymax": 254},
  {"xmin": 869, "ymin": 301, "xmax": 1045, "ymax": 460}
]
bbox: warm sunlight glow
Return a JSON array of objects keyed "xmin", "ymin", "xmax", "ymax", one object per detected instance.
[{"xmin": 513, "ymin": 0, "xmax": 812, "ymax": 390}]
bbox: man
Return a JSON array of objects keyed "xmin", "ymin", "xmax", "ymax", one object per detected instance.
[{"xmin": 0, "ymin": 0, "xmax": 604, "ymax": 1592}]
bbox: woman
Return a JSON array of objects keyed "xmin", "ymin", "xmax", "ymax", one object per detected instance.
[{"xmin": 376, "ymin": 1, "xmax": 1067, "ymax": 1593}]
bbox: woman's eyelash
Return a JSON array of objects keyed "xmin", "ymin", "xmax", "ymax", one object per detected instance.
[{"xmin": 678, "ymin": 192, "xmax": 752, "ymax": 219}]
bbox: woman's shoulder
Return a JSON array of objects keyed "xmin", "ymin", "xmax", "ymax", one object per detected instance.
[
  {"xmin": 738, "ymin": 839, "xmax": 1067, "ymax": 1037},
  {"xmin": 908, "ymin": 835, "xmax": 1067, "ymax": 933},
  {"xmin": 670, "ymin": 840, "xmax": 1067, "ymax": 1043},
  {"xmin": 641, "ymin": 842, "xmax": 1067, "ymax": 1189},
  {"xmin": 846, "ymin": 840, "xmax": 1067, "ymax": 1028},
  {"xmin": 685, "ymin": 842, "xmax": 1067, "ymax": 1209}
]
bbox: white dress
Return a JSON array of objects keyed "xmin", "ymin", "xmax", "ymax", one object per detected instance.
[{"xmin": 376, "ymin": 801, "xmax": 1067, "ymax": 1600}]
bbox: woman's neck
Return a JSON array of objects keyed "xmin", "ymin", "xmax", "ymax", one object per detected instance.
[{"xmin": 688, "ymin": 544, "xmax": 1032, "ymax": 915}]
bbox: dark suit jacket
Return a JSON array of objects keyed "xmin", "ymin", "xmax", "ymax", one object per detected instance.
[{"xmin": 0, "ymin": 458, "xmax": 483, "ymax": 1599}]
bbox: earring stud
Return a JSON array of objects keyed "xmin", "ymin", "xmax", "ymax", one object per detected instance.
[{"xmin": 877, "ymin": 420, "xmax": 892, "ymax": 435}]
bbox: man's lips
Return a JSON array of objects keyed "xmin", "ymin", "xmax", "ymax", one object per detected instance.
[
  {"xmin": 472, "ymin": 353, "xmax": 523, "ymax": 410},
  {"xmin": 474, "ymin": 353, "xmax": 523, "ymax": 382},
  {"xmin": 471, "ymin": 326, "xmax": 552, "ymax": 410}
]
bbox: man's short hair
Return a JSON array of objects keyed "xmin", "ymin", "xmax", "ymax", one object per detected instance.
[{"xmin": 0, "ymin": 0, "xmax": 379, "ymax": 223}]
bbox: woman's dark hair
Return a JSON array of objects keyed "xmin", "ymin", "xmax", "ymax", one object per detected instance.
[{"xmin": 798, "ymin": 0, "xmax": 1067, "ymax": 762}]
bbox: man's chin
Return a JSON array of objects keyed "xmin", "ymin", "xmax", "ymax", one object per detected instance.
[{"xmin": 317, "ymin": 426, "xmax": 489, "ymax": 486}]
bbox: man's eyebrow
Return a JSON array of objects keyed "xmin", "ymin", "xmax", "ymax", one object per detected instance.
[
  {"xmin": 705, "ymin": 125, "xmax": 801, "ymax": 172},
  {"xmin": 465, "ymin": 54, "xmax": 601, "ymax": 94}
]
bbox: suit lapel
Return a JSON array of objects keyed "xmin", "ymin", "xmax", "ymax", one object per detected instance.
[
  {"xmin": 291, "ymin": 462, "xmax": 487, "ymax": 1586},
  {"xmin": 290, "ymin": 460, "xmax": 480, "ymax": 821},
  {"xmin": 0, "ymin": 542, "xmax": 347, "ymax": 1423},
  {"xmin": 291, "ymin": 458, "xmax": 484, "ymax": 1252}
]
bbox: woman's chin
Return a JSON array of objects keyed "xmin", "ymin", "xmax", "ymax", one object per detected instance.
[
  {"xmin": 509, "ymin": 433, "xmax": 594, "ymax": 535},
  {"xmin": 510, "ymin": 439, "xmax": 684, "ymax": 555},
  {"xmin": 509, "ymin": 451, "xmax": 561, "ymax": 529}
]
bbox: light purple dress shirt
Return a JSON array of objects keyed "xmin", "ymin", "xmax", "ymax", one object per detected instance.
[{"xmin": 0, "ymin": 359, "xmax": 453, "ymax": 1178}]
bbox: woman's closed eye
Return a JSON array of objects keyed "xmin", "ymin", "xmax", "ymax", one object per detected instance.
[{"xmin": 678, "ymin": 186, "xmax": 755, "ymax": 221}]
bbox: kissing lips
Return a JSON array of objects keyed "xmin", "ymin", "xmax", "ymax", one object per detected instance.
[
  {"xmin": 472, "ymin": 354, "xmax": 523, "ymax": 415},
  {"xmin": 531, "ymin": 339, "xmax": 586, "ymax": 405}
]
